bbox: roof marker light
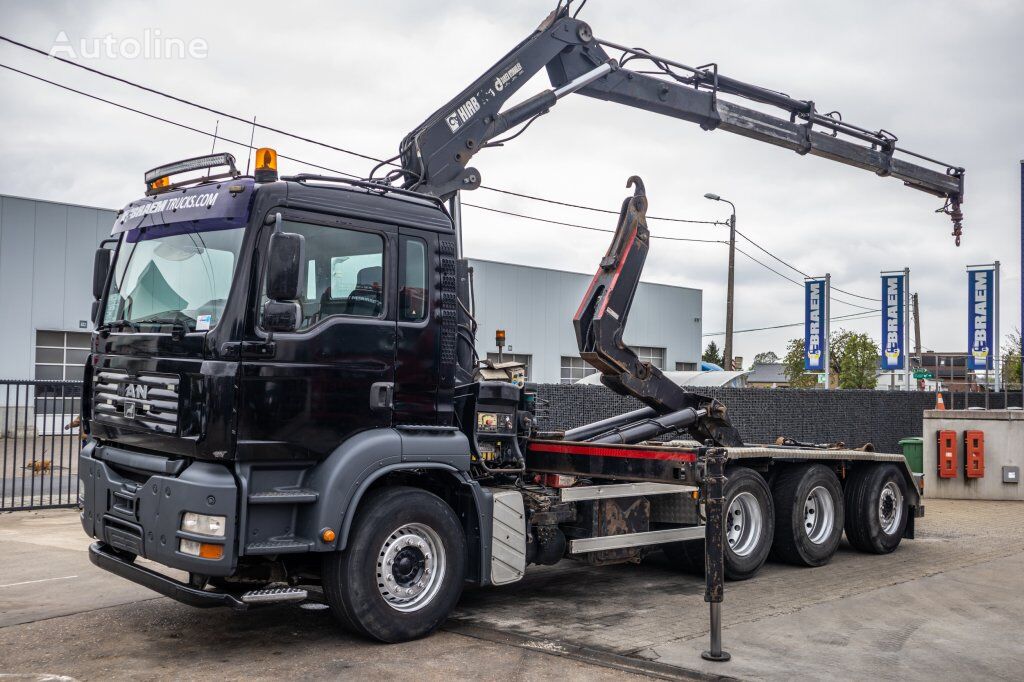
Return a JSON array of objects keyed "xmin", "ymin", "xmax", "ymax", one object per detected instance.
[{"xmin": 254, "ymin": 147, "xmax": 278, "ymax": 183}]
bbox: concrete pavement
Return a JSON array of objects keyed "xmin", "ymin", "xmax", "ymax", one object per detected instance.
[{"xmin": 2, "ymin": 499, "xmax": 1022, "ymax": 680}]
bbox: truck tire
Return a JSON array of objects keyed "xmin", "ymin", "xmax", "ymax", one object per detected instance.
[
  {"xmin": 663, "ymin": 467, "xmax": 774, "ymax": 581},
  {"xmin": 322, "ymin": 486, "xmax": 466, "ymax": 642},
  {"xmin": 770, "ymin": 464, "xmax": 844, "ymax": 566},
  {"xmin": 844, "ymin": 464, "xmax": 908, "ymax": 554}
]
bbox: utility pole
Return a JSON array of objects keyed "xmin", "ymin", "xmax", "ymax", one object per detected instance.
[
  {"xmin": 704, "ymin": 193, "xmax": 737, "ymax": 370},
  {"xmin": 912, "ymin": 292, "xmax": 922, "ymax": 359},
  {"xmin": 913, "ymin": 292, "xmax": 922, "ymax": 390}
]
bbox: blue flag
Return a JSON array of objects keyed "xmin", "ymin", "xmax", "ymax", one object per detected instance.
[
  {"xmin": 804, "ymin": 279, "xmax": 826, "ymax": 371},
  {"xmin": 881, "ymin": 274, "xmax": 905, "ymax": 370},
  {"xmin": 967, "ymin": 268, "xmax": 995, "ymax": 370}
]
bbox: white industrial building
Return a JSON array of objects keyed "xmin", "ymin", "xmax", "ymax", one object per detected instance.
[
  {"xmin": 468, "ymin": 258, "xmax": 703, "ymax": 383},
  {"xmin": 0, "ymin": 194, "xmax": 117, "ymax": 382},
  {"xmin": 0, "ymin": 194, "xmax": 703, "ymax": 386}
]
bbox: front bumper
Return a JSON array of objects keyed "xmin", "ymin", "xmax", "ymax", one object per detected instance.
[
  {"xmin": 79, "ymin": 441, "xmax": 238, "ymax": 576},
  {"xmin": 89, "ymin": 542, "xmax": 247, "ymax": 610}
]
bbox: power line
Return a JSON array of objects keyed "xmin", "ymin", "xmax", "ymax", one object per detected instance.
[
  {"xmin": 735, "ymin": 227, "xmax": 881, "ymax": 302},
  {"xmin": 702, "ymin": 310, "xmax": 880, "ymax": 337},
  {"xmin": 0, "ymin": 34, "xmax": 722, "ymax": 226},
  {"xmin": 734, "ymin": 245, "xmax": 878, "ymax": 312},
  {"xmin": 461, "ymin": 203, "xmax": 729, "ymax": 243},
  {"xmin": 0, "ymin": 37, "xmax": 893, "ymax": 305},
  {"xmin": 0, "ymin": 63, "xmax": 361, "ymax": 178}
]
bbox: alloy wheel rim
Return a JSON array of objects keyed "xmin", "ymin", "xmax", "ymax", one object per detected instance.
[
  {"xmin": 803, "ymin": 485, "xmax": 835, "ymax": 544},
  {"xmin": 726, "ymin": 491, "xmax": 763, "ymax": 557},
  {"xmin": 376, "ymin": 522, "xmax": 446, "ymax": 612},
  {"xmin": 878, "ymin": 481, "xmax": 903, "ymax": 535}
]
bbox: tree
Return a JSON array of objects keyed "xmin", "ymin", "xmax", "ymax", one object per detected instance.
[
  {"xmin": 702, "ymin": 340, "xmax": 723, "ymax": 367},
  {"xmin": 1004, "ymin": 328, "xmax": 1022, "ymax": 386},
  {"xmin": 782, "ymin": 330, "xmax": 880, "ymax": 389},
  {"xmin": 832, "ymin": 331, "xmax": 879, "ymax": 389},
  {"xmin": 752, "ymin": 351, "xmax": 779, "ymax": 366},
  {"xmin": 782, "ymin": 338, "xmax": 818, "ymax": 388}
]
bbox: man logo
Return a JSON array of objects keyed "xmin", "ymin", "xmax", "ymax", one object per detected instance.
[{"xmin": 122, "ymin": 383, "xmax": 149, "ymax": 400}]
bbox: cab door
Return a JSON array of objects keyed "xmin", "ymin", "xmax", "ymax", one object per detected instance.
[{"xmin": 236, "ymin": 209, "xmax": 397, "ymax": 460}]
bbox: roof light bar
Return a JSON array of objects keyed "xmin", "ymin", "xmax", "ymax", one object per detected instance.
[{"xmin": 144, "ymin": 152, "xmax": 238, "ymax": 184}]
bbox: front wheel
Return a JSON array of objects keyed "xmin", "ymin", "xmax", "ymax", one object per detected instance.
[
  {"xmin": 663, "ymin": 466, "xmax": 774, "ymax": 581},
  {"xmin": 322, "ymin": 486, "xmax": 466, "ymax": 642}
]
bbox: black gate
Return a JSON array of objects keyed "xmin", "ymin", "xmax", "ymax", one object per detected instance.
[{"xmin": 1, "ymin": 380, "xmax": 83, "ymax": 511}]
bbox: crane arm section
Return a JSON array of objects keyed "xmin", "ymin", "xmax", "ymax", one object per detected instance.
[{"xmin": 398, "ymin": 5, "xmax": 965, "ymax": 241}]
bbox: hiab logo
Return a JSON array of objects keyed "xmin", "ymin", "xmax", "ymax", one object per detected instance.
[{"xmin": 446, "ymin": 96, "xmax": 481, "ymax": 133}]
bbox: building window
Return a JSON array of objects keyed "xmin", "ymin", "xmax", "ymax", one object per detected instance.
[
  {"xmin": 485, "ymin": 353, "xmax": 532, "ymax": 381},
  {"xmin": 631, "ymin": 346, "xmax": 666, "ymax": 370},
  {"xmin": 560, "ymin": 356, "xmax": 598, "ymax": 384},
  {"xmin": 675, "ymin": 361, "xmax": 698, "ymax": 371},
  {"xmin": 35, "ymin": 330, "xmax": 90, "ymax": 382}
]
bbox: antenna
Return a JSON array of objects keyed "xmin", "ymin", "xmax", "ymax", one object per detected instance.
[
  {"xmin": 244, "ymin": 115, "xmax": 257, "ymax": 175},
  {"xmin": 209, "ymin": 119, "xmax": 219, "ymax": 153}
]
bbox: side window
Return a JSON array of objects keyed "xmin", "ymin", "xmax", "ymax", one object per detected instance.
[
  {"xmin": 267, "ymin": 219, "xmax": 385, "ymax": 330},
  {"xmin": 400, "ymin": 236, "xmax": 428, "ymax": 322}
]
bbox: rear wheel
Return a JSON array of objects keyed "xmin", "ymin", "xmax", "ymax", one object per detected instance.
[
  {"xmin": 770, "ymin": 464, "xmax": 844, "ymax": 566},
  {"xmin": 663, "ymin": 467, "xmax": 774, "ymax": 581},
  {"xmin": 322, "ymin": 486, "xmax": 466, "ymax": 642},
  {"xmin": 844, "ymin": 464, "xmax": 908, "ymax": 554}
]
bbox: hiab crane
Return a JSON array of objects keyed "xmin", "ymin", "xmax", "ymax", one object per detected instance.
[{"xmin": 79, "ymin": 1, "xmax": 961, "ymax": 655}]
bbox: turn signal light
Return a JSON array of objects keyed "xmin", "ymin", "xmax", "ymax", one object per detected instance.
[
  {"xmin": 180, "ymin": 538, "xmax": 224, "ymax": 559},
  {"xmin": 321, "ymin": 528, "xmax": 337, "ymax": 543},
  {"xmin": 254, "ymin": 147, "xmax": 278, "ymax": 183}
]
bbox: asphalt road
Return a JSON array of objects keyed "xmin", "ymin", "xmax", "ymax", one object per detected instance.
[{"xmin": 2, "ymin": 499, "xmax": 1023, "ymax": 680}]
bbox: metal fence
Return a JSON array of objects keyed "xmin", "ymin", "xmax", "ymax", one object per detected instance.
[{"xmin": 1, "ymin": 380, "xmax": 83, "ymax": 511}]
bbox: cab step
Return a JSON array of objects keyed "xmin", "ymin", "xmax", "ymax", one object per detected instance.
[
  {"xmin": 240, "ymin": 587, "xmax": 308, "ymax": 605},
  {"xmin": 248, "ymin": 488, "xmax": 319, "ymax": 504},
  {"xmin": 245, "ymin": 538, "xmax": 314, "ymax": 555}
]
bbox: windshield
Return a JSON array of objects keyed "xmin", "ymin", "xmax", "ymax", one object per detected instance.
[{"xmin": 104, "ymin": 225, "xmax": 245, "ymax": 332}]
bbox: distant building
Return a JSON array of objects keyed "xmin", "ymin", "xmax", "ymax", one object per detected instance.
[
  {"xmin": 0, "ymin": 193, "xmax": 116, "ymax": 381},
  {"xmin": 746, "ymin": 362, "xmax": 789, "ymax": 388},
  {"xmin": 0, "ymin": 195, "xmax": 706, "ymax": 389},
  {"xmin": 467, "ymin": 258, "xmax": 704, "ymax": 384}
]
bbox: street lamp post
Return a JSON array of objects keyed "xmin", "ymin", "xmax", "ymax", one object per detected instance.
[{"xmin": 705, "ymin": 193, "xmax": 737, "ymax": 371}]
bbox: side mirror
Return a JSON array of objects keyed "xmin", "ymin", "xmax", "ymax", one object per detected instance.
[
  {"xmin": 263, "ymin": 300, "xmax": 302, "ymax": 332},
  {"xmin": 92, "ymin": 248, "xmax": 112, "ymax": 300},
  {"xmin": 266, "ymin": 232, "xmax": 305, "ymax": 302}
]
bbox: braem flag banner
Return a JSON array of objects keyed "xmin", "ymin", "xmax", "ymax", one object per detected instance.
[
  {"xmin": 967, "ymin": 268, "xmax": 995, "ymax": 370},
  {"xmin": 804, "ymin": 279, "xmax": 826, "ymax": 371},
  {"xmin": 881, "ymin": 274, "xmax": 905, "ymax": 370}
]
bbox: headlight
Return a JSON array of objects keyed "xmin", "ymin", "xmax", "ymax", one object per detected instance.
[
  {"xmin": 181, "ymin": 512, "xmax": 226, "ymax": 537},
  {"xmin": 179, "ymin": 538, "xmax": 224, "ymax": 559}
]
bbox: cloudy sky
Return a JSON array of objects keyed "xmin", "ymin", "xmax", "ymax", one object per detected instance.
[{"xmin": 0, "ymin": 0, "xmax": 1020, "ymax": 364}]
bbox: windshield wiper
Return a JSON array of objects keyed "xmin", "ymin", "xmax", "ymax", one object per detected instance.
[
  {"xmin": 135, "ymin": 312, "xmax": 194, "ymax": 340},
  {"xmin": 99, "ymin": 319, "xmax": 141, "ymax": 333}
]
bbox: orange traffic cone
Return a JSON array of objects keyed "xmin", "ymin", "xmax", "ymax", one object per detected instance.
[{"xmin": 935, "ymin": 392, "xmax": 945, "ymax": 410}]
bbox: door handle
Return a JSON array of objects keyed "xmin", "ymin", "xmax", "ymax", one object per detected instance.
[{"xmin": 369, "ymin": 382, "xmax": 394, "ymax": 410}]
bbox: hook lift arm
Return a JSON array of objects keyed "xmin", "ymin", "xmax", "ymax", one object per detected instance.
[{"xmin": 397, "ymin": 2, "xmax": 965, "ymax": 243}]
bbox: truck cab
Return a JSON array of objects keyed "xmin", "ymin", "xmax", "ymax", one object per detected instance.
[{"xmin": 81, "ymin": 152, "xmax": 495, "ymax": 639}]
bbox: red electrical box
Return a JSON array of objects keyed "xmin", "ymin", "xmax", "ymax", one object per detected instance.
[
  {"xmin": 964, "ymin": 430, "xmax": 985, "ymax": 478},
  {"xmin": 936, "ymin": 430, "xmax": 958, "ymax": 478}
]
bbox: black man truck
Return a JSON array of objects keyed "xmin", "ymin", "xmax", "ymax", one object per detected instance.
[{"xmin": 80, "ymin": 2, "xmax": 963, "ymax": 645}]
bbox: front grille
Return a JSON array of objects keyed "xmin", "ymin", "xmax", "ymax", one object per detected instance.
[{"xmin": 93, "ymin": 369, "xmax": 180, "ymax": 434}]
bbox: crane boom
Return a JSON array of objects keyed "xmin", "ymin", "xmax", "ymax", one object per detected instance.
[{"xmin": 397, "ymin": 4, "xmax": 965, "ymax": 242}]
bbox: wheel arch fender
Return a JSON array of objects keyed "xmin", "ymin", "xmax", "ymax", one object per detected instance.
[{"xmin": 301, "ymin": 428, "xmax": 495, "ymax": 585}]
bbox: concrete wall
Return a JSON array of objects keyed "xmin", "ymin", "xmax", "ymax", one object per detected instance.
[
  {"xmin": 534, "ymin": 384, "xmax": 1023, "ymax": 455},
  {"xmin": 469, "ymin": 258, "xmax": 702, "ymax": 383},
  {"xmin": 0, "ymin": 194, "xmax": 117, "ymax": 380},
  {"xmin": 922, "ymin": 410, "xmax": 1024, "ymax": 500}
]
